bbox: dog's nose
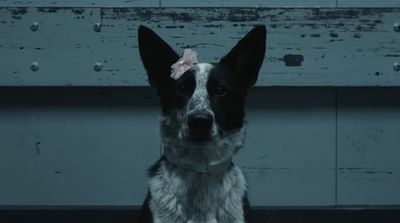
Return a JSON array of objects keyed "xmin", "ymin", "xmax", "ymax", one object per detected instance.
[{"xmin": 187, "ymin": 113, "xmax": 213, "ymax": 133}]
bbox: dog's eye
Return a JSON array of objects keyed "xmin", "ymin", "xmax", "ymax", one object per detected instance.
[
  {"xmin": 214, "ymin": 85, "xmax": 227, "ymax": 97},
  {"xmin": 177, "ymin": 84, "xmax": 188, "ymax": 94}
]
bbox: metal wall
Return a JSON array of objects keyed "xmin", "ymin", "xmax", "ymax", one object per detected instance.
[{"xmin": 0, "ymin": 0, "xmax": 399, "ymax": 206}]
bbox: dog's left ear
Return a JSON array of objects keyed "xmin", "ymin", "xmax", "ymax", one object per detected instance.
[
  {"xmin": 138, "ymin": 25, "xmax": 180, "ymax": 88},
  {"xmin": 220, "ymin": 25, "xmax": 266, "ymax": 88}
]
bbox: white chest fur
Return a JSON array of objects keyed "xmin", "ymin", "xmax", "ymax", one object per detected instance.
[{"xmin": 149, "ymin": 162, "xmax": 247, "ymax": 223}]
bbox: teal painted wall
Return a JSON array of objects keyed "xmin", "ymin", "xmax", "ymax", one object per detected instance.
[
  {"xmin": 1, "ymin": 7, "xmax": 400, "ymax": 86},
  {"xmin": 0, "ymin": 87, "xmax": 399, "ymax": 206},
  {"xmin": 0, "ymin": 0, "xmax": 399, "ymax": 206}
]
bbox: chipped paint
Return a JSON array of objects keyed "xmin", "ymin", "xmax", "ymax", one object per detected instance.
[
  {"xmin": 35, "ymin": 141, "xmax": 41, "ymax": 155},
  {"xmin": 283, "ymin": 54, "xmax": 304, "ymax": 66},
  {"xmin": 1, "ymin": 7, "xmax": 400, "ymax": 86},
  {"xmin": 0, "ymin": 0, "xmax": 160, "ymax": 7}
]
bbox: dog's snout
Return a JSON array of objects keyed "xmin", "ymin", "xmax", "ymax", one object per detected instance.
[{"xmin": 188, "ymin": 113, "xmax": 213, "ymax": 133}]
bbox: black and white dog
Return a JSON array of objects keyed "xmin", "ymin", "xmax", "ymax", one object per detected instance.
[{"xmin": 137, "ymin": 25, "xmax": 266, "ymax": 223}]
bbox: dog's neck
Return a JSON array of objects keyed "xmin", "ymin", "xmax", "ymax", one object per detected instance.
[
  {"xmin": 160, "ymin": 127, "xmax": 245, "ymax": 177},
  {"xmin": 163, "ymin": 146, "xmax": 233, "ymax": 176}
]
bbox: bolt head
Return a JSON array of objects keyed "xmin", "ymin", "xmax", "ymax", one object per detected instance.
[
  {"xmin": 30, "ymin": 22, "xmax": 39, "ymax": 32},
  {"xmin": 94, "ymin": 62, "xmax": 103, "ymax": 72},
  {"xmin": 93, "ymin": 23, "xmax": 102, "ymax": 32},
  {"xmin": 394, "ymin": 62, "xmax": 400, "ymax": 71},
  {"xmin": 394, "ymin": 22, "xmax": 400, "ymax": 32},
  {"xmin": 30, "ymin": 62, "xmax": 39, "ymax": 72}
]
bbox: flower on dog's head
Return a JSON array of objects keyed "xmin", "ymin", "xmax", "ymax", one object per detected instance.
[{"xmin": 170, "ymin": 49, "xmax": 198, "ymax": 80}]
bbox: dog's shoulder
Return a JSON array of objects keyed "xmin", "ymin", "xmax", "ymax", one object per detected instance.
[
  {"xmin": 137, "ymin": 157, "xmax": 165, "ymax": 223},
  {"xmin": 243, "ymin": 193, "xmax": 254, "ymax": 223},
  {"xmin": 137, "ymin": 191, "xmax": 153, "ymax": 223}
]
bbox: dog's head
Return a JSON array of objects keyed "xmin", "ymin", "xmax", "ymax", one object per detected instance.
[{"xmin": 138, "ymin": 25, "xmax": 266, "ymax": 165}]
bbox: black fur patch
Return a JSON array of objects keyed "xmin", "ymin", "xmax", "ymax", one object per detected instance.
[{"xmin": 207, "ymin": 64, "xmax": 247, "ymax": 132}]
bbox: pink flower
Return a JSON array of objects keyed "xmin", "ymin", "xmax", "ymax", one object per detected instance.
[{"xmin": 171, "ymin": 49, "xmax": 198, "ymax": 80}]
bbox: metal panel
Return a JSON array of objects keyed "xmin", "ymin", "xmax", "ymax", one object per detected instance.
[
  {"xmin": 337, "ymin": 88, "xmax": 400, "ymax": 205},
  {"xmin": 0, "ymin": 87, "xmax": 336, "ymax": 206},
  {"xmin": 98, "ymin": 8, "xmax": 400, "ymax": 86},
  {"xmin": 338, "ymin": 0, "xmax": 400, "ymax": 7},
  {"xmin": 0, "ymin": 7, "xmax": 104, "ymax": 86},
  {"xmin": 241, "ymin": 87, "xmax": 336, "ymax": 206},
  {"xmin": 0, "ymin": 87, "xmax": 160, "ymax": 205},
  {"xmin": 0, "ymin": 0, "xmax": 159, "ymax": 7},
  {"xmin": 160, "ymin": 0, "xmax": 336, "ymax": 7},
  {"xmin": 1, "ymin": 8, "xmax": 400, "ymax": 86}
]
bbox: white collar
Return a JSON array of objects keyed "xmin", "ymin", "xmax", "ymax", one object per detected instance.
[{"xmin": 163, "ymin": 146, "xmax": 233, "ymax": 176}]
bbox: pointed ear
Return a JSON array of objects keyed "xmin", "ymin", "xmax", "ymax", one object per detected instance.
[
  {"xmin": 138, "ymin": 25, "xmax": 179, "ymax": 88},
  {"xmin": 220, "ymin": 25, "xmax": 266, "ymax": 88}
]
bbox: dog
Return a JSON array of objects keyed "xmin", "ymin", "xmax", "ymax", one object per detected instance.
[{"xmin": 137, "ymin": 25, "xmax": 266, "ymax": 223}]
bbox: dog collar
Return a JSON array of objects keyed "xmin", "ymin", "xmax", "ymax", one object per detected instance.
[{"xmin": 163, "ymin": 148, "xmax": 233, "ymax": 176}]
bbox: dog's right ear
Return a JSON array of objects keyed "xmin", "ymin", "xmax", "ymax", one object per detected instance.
[
  {"xmin": 220, "ymin": 25, "xmax": 266, "ymax": 89},
  {"xmin": 138, "ymin": 25, "xmax": 180, "ymax": 88}
]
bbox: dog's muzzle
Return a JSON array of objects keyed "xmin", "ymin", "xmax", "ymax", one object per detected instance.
[{"xmin": 187, "ymin": 112, "xmax": 213, "ymax": 141}]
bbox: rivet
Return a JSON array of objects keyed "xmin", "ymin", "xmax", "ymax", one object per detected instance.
[
  {"xmin": 93, "ymin": 22, "xmax": 102, "ymax": 32},
  {"xmin": 394, "ymin": 62, "xmax": 400, "ymax": 71},
  {"xmin": 30, "ymin": 62, "xmax": 39, "ymax": 72},
  {"xmin": 30, "ymin": 22, "xmax": 39, "ymax": 32},
  {"xmin": 94, "ymin": 62, "xmax": 103, "ymax": 72},
  {"xmin": 394, "ymin": 22, "xmax": 400, "ymax": 32}
]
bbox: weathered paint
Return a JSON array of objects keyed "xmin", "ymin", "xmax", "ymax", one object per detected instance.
[
  {"xmin": 0, "ymin": 7, "xmax": 102, "ymax": 86},
  {"xmin": 100, "ymin": 7, "xmax": 400, "ymax": 87},
  {"xmin": 0, "ymin": 87, "xmax": 160, "ymax": 205},
  {"xmin": 283, "ymin": 54, "xmax": 304, "ymax": 66},
  {"xmin": 160, "ymin": 0, "xmax": 336, "ymax": 7},
  {"xmin": 338, "ymin": 0, "xmax": 400, "ymax": 7},
  {"xmin": 0, "ymin": 3, "xmax": 400, "ymax": 207},
  {"xmin": 0, "ymin": 7, "xmax": 400, "ymax": 86},
  {"xmin": 0, "ymin": 0, "xmax": 337, "ymax": 7},
  {"xmin": 0, "ymin": 0, "xmax": 159, "ymax": 7},
  {"xmin": 4, "ymin": 87, "xmax": 399, "ymax": 206},
  {"xmin": 243, "ymin": 87, "xmax": 336, "ymax": 206},
  {"xmin": 0, "ymin": 88, "xmax": 400, "ymax": 206},
  {"xmin": 0, "ymin": 87, "xmax": 336, "ymax": 206},
  {"xmin": 0, "ymin": 0, "xmax": 400, "ymax": 8},
  {"xmin": 337, "ymin": 88, "xmax": 400, "ymax": 205}
]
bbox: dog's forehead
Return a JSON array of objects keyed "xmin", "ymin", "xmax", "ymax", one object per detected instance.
[
  {"xmin": 194, "ymin": 63, "xmax": 214, "ymax": 81},
  {"xmin": 186, "ymin": 63, "xmax": 213, "ymax": 111}
]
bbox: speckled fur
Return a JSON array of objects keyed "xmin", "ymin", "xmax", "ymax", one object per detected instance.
[
  {"xmin": 149, "ymin": 161, "xmax": 246, "ymax": 223},
  {"xmin": 138, "ymin": 25, "xmax": 266, "ymax": 223},
  {"xmin": 149, "ymin": 63, "xmax": 248, "ymax": 223},
  {"xmin": 161, "ymin": 63, "xmax": 243, "ymax": 165}
]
